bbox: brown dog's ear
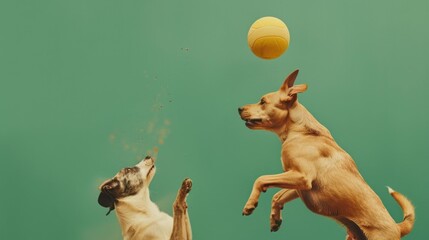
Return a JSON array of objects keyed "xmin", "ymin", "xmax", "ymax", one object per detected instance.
[
  {"xmin": 280, "ymin": 84, "xmax": 308, "ymax": 103},
  {"xmin": 280, "ymin": 69, "xmax": 299, "ymax": 92},
  {"xmin": 289, "ymin": 84, "xmax": 308, "ymax": 95}
]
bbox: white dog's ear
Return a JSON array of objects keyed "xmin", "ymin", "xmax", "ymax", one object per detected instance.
[
  {"xmin": 280, "ymin": 69, "xmax": 299, "ymax": 92},
  {"xmin": 98, "ymin": 179, "xmax": 119, "ymax": 215},
  {"xmin": 98, "ymin": 191, "xmax": 116, "ymax": 208}
]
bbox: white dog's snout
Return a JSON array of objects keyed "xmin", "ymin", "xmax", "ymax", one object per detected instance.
[{"xmin": 141, "ymin": 156, "xmax": 155, "ymax": 166}]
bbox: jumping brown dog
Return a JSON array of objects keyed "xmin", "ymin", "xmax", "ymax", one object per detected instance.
[{"xmin": 238, "ymin": 69, "xmax": 415, "ymax": 240}]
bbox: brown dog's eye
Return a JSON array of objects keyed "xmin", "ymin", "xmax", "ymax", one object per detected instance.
[{"xmin": 260, "ymin": 99, "xmax": 266, "ymax": 105}]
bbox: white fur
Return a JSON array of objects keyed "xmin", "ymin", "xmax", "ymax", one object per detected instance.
[
  {"xmin": 387, "ymin": 186, "xmax": 395, "ymax": 194},
  {"xmin": 100, "ymin": 158, "xmax": 192, "ymax": 240},
  {"xmin": 115, "ymin": 185, "xmax": 173, "ymax": 240}
]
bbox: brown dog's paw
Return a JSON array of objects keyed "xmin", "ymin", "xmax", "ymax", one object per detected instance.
[
  {"xmin": 270, "ymin": 208, "xmax": 283, "ymax": 232},
  {"xmin": 242, "ymin": 207, "xmax": 255, "ymax": 216},
  {"xmin": 270, "ymin": 218, "xmax": 282, "ymax": 232},
  {"xmin": 242, "ymin": 202, "xmax": 258, "ymax": 216},
  {"xmin": 181, "ymin": 178, "xmax": 192, "ymax": 194}
]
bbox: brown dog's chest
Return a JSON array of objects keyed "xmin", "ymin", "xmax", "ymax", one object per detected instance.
[
  {"xmin": 298, "ymin": 188, "xmax": 338, "ymax": 217},
  {"xmin": 280, "ymin": 143, "xmax": 346, "ymax": 217}
]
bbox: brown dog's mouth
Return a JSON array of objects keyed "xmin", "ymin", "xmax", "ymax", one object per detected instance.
[{"xmin": 245, "ymin": 118, "xmax": 263, "ymax": 127}]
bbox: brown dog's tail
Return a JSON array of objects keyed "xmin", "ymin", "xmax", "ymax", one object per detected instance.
[{"xmin": 387, "ymin": 187, "xmax": 415, "ymax": 237}]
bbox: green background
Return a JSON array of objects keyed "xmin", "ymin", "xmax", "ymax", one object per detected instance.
[{"xmin": 1, "ymin": 0, "xmax": 428, "ymax": 239}]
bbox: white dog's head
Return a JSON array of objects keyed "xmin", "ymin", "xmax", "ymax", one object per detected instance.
[{"xmin": 97, "ymin": 156, "xmax": 156, "ymax": 215}]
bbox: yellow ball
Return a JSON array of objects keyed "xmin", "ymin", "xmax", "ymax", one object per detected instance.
[{"xmin": 248, "ymin": 16, "xmax": 290, "ymax": 60}]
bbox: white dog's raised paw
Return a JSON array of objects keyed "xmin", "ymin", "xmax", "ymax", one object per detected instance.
[{"xmin": 181, "ymin": 178, "xmax": 192, "ymax": 193}]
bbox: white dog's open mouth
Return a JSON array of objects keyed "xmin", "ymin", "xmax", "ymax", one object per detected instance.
[
  {"xmin": 147, "ymin": 165, "xmax": 155, "ymax": 177},
  {"xmin": 245, "ymin": 118, "xmax": 263, "ymax": 127}
]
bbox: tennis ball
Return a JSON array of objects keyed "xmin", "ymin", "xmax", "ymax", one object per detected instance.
[{"xmin": 247, "ymin": 16, "xmax": 290, "ymax": 60}]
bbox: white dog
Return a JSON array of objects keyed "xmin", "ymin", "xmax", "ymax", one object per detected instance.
[{"xmin": 98, "ymin": 156, "xmax": 192, "ymax": 240}]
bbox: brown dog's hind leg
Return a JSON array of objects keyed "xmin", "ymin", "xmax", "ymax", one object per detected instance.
[
  {"xmin": 170, "ymin": 178, "xmax": 192, "ymax": 240},
  {"xmin": 270, "ymin": 189, "xmax": 299, "ymax": 232}
]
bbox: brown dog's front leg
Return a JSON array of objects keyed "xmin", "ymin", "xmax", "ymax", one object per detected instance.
[
  {"xmin": 243, "ymin": 170, "xmax": 311, "ymax": 216},
  {"xmin": 270, "ymin": 189, "xmax": 299, "ymax": 232},
  {"xmin": 170, "ymin": 178, "xmax": 192, "ymax": 240}
]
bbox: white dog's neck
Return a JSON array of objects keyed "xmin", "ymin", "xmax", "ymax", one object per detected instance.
[{"xmin": 115, "ymin": 188, "xmax": 163, "ymax": 238}]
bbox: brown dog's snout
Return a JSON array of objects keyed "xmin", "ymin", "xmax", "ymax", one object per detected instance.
[{"xmin": 238, "ymin": 107, "xmax": 244, "ymax": 114}]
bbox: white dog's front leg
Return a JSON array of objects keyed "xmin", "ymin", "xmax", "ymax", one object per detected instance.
[{"xmin": 170, "ymin": 178, "xmax": 192, "ymax": 240}]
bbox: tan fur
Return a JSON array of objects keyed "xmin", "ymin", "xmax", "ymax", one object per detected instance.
[{"xmin": 238, "ymin": 69, "xmax": 415, "ymax": 240}]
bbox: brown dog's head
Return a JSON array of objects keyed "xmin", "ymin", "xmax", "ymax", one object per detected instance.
[
  {"xmin": 238, "ymin": 69, "xmax": 307, "ymax": 131},
  {"xmin": 97, "ymin": 156, "xmax": 156, "ymax": 215}
]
